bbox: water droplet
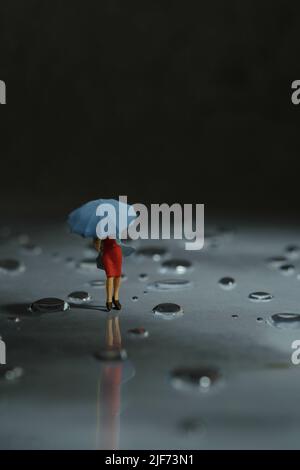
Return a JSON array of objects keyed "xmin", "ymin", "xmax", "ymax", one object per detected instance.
[
  {"xmin": 136, "ymin": 247, "xmax": 168, "ymax": 261},
  {"xmin": 128, "ymin": 327, "xmax": 149, "ymax": 338},
  {"xmin": 68, "ymin": 291, "xmax": 92, "ymax": 303},
  {"xmin": 139, "ymin": 273, "xmax": 149, "ymax": 281},
  {"xmin": 29, "ymin": 298, "xmax": 70, "ymax": 314},
  {"xmin": 131, "ymin": 296, "xmax": 139, "ymax": 302},
  {"xmin": 8, "ymin": 316, "xmax": 20, "ymax": 323},
  {"xmin": 279, "ymin": 264, "xmax": 295, "ymax": 276},
  {"xmin": 219, "ymin": 277, "xmax": 236, "ymax": 290},
  {"xmin": 285, "ymin": 245, "xmax": 300, "ymax": 260},
  {"xmin": 160, "ymin": 259, "xmax": 192, "ymax": 274},
  {"xmin": 153, "ymin": 303, "xmax": 184, "ymax": 320},
  {"xmin": 232, "ymin": 314, "xmax": 239, "ymax": 319},
  {"xmin": 121, "ymin": 273, "xmax": 128, "ymax": 281},
  {"xmin": 89, "ymin": 280, "xmax": 105, "ymax": 288},
  {"xmin": 147, "ymin": 279, "xmax": 192, "ymax": 291},
  {"xmin": 249, "ymin": 292, "xmax": 273, "ymax": 302},
  {"xmin": 94, "ymin": 349, "xmax": 127, "ymax": 361},
  {"xmin": 0, "ymin": 259, "xmax": 25, "ymax": 275},
  {"xmin": 171, "ymin": 367, "xmax": 221, "ymax": 393},
  {"xmin": 0, "ymin": 366, "xmax": 24, "ymax": 381},
  {"xmin": 268, "ymin": 313, "xmax": 300, "ymax": 329},
  {"xmin": 20, "ymin": 243, "xmax": 42, "ymax": 255},
  {"xmin": 78, "ymin": 258, "xmax": 97, "ymax": 270},
  {"xmin": 267, "ymin": 256, "xmax": 287, "ymax": 268},
  {"xmin": 257, "ymin": 317, "xmax": 264, "ymax": 323},
  {"xmin": 51, "ymin": 252, "xmax": 61, "ymax": 262},
  {"xmin": 179, "ymin": 418, "xmax": 206, "ymax": 436}
]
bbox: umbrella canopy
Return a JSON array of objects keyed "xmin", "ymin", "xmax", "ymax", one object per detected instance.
[{"xmin": 67, "ymin": 198, "xmax": 136, "ymax": 239}]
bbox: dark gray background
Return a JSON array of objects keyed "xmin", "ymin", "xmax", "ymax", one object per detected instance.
[{"xmin": 1, "ymin": 0, "xmax": 300, "ymax": 217}]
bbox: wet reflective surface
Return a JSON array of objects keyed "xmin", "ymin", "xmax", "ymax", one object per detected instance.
[{"xmin": 1, "ymin": 220, "xmax": 300, "ymax": 449}]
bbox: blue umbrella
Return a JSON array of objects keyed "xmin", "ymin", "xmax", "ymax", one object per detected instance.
[{"xmin": 67, "ymin": 198, "xmax": 136, "ymax": 239}]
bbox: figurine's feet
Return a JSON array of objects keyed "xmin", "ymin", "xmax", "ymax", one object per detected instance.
[
  {"xmin": 106, "ymin": 301, "xmax": 113, "ymax": 312},
  {"xmin": 113, "ymin": 297, "xmax": 122, "ymax": 310}
]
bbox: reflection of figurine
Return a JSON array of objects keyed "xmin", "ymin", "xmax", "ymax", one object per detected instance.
[
  {"xmin": 96, "ymin": 314, "xmax": 135, "ymax": 450},
  {"xmin": 96, "ymin": 315, "xmax": 122, "ymax": 450},
  {"xmin": 94, "ymin": 238, "xmax": 122, "ymax": 311}
]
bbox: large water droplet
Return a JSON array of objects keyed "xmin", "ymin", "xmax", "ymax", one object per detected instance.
[
  {"xmin": 267, "ymin": 257, "xmax": 287, "ymax": 268},
  {"xmin": 136, "ymin": 247, "xmax": 168, "ymax": 261},
  {"xmin": 89, "ymin": 280, "xmax": 105, "ymax": 288},
  {"xmin": 160, "ymin": 259, "xmax": 192, "ymax": 274},
  {"xmin": 279, "ymin": 264, "xmax": 295, "ymax": 276},
  {"xmin": 285, "ymin": 245, "xmax": 300, "ymax": 260},
  {"xmin": 131, "ymin": 296, "xmax": 139, "ymax": 302},
  {"xmin": 0, "ymin": 259, "xmax": 25, "ymax": 275},
  {"xmin": 138, "ymin": 273, "xmax": 149, "ymax": 281},
  {"xmin": 219, "ymin": 277, "xmax": 236, "ymax": 290},
  {"xmin": 171, "ymin": 367, "xmax": 221, "ymax": 393},
  {"xmin": 94, "ymin": 349, "xmax": 127, "ymax": 361},
  {"xmin": 20, "ymin": 243, "xmax": 42, "ymax": 255},
  {"xmin": 147, "ymin": 279, "xmax": 192, "ymax": 291},
  {"xmin": 249, "ymin": 292, "xmax": 273, "ymax": 302},
  {"xmin": 152, "ymin": 303, "xmax": 184, "ymax": 320},
  {"xmin": 128, "ymin": 327, "xmax": 149, "ymax": 338},
  {"xmin": 68, "ymin": 291, "xmax": 92, "ymax": 303},
  {"xmin": 268, "ymin": 313, "xmax": 300, "ymax": 329},
  {"xmin": 29, "ymin": 298, "xmax": 70, "ymax": 314}
]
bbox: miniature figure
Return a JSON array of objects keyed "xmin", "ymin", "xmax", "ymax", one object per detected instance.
[
  {"xmin": 94, "ymin": 237, "xmax": 122, "ymax": 311},
  {"xmin": 67, "ymin": 198, "xmax": 136, "ymax": 312}
]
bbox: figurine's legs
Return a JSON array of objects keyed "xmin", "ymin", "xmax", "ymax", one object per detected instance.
[
  {"xmin": 106, "ymin": 277, "xmax": 114, "ymax": 302},
  {"xmin": 105, "ymin": 318, "xmax": 114, "ymax": 348},
  {"xmin": 113, "ymin": 277, "xmax": 121, "ymax": 301},
  {"xmin": 113, "ymin": 317, "xmax": 122, "ymax": 348}
]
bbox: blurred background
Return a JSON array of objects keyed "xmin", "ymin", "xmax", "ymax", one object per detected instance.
[{"xmin": 0, "ymin": 0, "xmax": 300, "ymax": 219}]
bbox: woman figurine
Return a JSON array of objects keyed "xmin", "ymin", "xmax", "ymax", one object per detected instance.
[{"xmin": 94, "ymin": 238, "xmax": 122, "ymax": 311}]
